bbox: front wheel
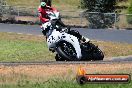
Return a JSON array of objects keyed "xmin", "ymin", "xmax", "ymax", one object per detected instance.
[
  {"xmin": 55, "ymin": 54, "xmax": 65, "ymax": 61},
  {"xmin": 56, "ymin": 41, "xmax": 78, "ymax": 61}
]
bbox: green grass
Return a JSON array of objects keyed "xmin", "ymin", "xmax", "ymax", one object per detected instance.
[
  {"xmin": 0, "ymin": 78, "xmax": 131, "ymax": 88},
  {"xmin": 0, "ymin": 40, "xmax": 54, "ymax": 61},
  {"xmin": 52, "ymin": 0, "xmax": 81, "ymax": 11},
  {"xmin": 0, "ymin": 32, "xmax": 55, "ymax": 62},
  {"xmin": 6, "ymin": 0, "xmax": 81, "ymax": 11}
]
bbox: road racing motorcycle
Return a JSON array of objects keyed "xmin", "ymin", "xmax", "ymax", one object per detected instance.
[{"xmin": 41, "ymin": 8, "xmax": 104, "ymax": 61}]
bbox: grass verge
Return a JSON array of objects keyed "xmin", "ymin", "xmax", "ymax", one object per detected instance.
[
  {"xmin": 0, "ymin": 32, "xmax": 132, "ymax": 62},
  {"xmin": 6, "ymin": 0, "xmax": 81, "ymax": 11},
  {"xmin": 0, "ymin": 32, "xmax": 55, "ymax": 62},
  {"xmin": 0, "ymin": 63, "xmax": 132, "ymax": 88},
  {"xmin": 0, "ymin": 77, "xmax": 131, "ymax": 88}
]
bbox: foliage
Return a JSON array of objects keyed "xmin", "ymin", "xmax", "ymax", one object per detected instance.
[
  {"xmin": 81, "ymin": 0, "xmax": 117, "ymax": 29},
  {"xmin": 0, "ymin": 0, "xmax": 3, "ymax": 17},
  {"xmin": 81, "ymin": 0, "xmax": 116, "ymax": 12},
  {"xmin": 127, "ymin": 0, "xmax": 132, "ymax": 24}
]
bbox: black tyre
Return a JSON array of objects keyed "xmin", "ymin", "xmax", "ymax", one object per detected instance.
[
  {"xmin": 55, "ymin": 54, "xmax": 65, "ymax": 61},
  {"xmin": 56, "ymin": 41, "xmax": 78, "ymax": 61},
  {"xmin": 81, "ymin": 42, "xmax": 104, "ymax": 61},
  {"xmin": 92, "ymin": 47, "xmax": 104, "ymax": 60}
]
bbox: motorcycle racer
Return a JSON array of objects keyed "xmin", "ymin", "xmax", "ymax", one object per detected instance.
[
  {"xmin": 38, "ymin": 2, "xmax": 67, "ymax": 33},
  {"xmin": 38, "ymin": 2, "xmax": 90, "ymax": 42},
  {"xmin": 38, "ymin": 2, "xmax": 55, "ymax": 23}
]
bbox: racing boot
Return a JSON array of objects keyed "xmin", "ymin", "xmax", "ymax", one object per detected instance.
[{"xmin": 81, "ymin": 36, "xmax": 90, "ymax": 43}]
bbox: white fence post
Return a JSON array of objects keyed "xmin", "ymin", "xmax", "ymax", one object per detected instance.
[
  {"xmin": 80, "ymin": 13, "xmax": 83, "ymax": 25},
  {"xmin": 114, "ymin": 13, "xmax": 117, "ymax": 29},
  {"xmin": 17, "ymin": 8, "xmax": 19, "ymax": 16}
]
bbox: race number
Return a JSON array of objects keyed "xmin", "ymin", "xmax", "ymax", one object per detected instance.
[
  {"xmin": 48, "ymin": 34, "xmax": 66, "ymax": 44},
  {"xmin": 48, "ymin": 35, "xmax": 55, "ymax": 44}
]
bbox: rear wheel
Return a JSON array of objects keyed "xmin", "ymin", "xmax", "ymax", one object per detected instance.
[
  {"xmin": 92, "ymin": 47, "xmax": 104, "ymax": 60},
  {"xmin": 81, "ymin": 42, "xmax": 104, "ymax": 61}
]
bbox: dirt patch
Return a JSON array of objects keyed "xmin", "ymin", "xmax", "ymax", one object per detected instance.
[
  {"xmin": 15, "ymin": 16, "xmax": 39, "ymax": 22},
  {"xmin": 0, "ymin": 63, "xmax": 132, "ymax": 81}
]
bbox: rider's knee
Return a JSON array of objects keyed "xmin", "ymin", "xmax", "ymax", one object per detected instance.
[{"xmin": 69, "ymin": 30, "xmax": 82, "ymax": 39}]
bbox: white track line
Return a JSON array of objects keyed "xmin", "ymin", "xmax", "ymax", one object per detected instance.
[{"xmin": 7, "ymin": 32, "xmax": 43, "ymax": 37}]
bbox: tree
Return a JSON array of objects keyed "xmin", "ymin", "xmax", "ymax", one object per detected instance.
[
  {"xmin": 81, "ymin": 0, "xmax": 116, "ymax": 29},
  {"xmin": 0, "ymin": 0, "xmax": 7, "ymax": 16},
  {"xmin": 0, "ymin": 0, "xmax": 3, "ymax": 17},
  {"xmin": 127, "ymin": 0, "xmax": 132, "ymax": 24}
]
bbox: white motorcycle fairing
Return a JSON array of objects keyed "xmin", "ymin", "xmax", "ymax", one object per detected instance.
[
  {"xmin": 46, "ymin": 11, "xmax": 60, "ymax": 20},
  {"xmin": 47, "ymin": 29, "xmax": 82, "ymax": 59}
]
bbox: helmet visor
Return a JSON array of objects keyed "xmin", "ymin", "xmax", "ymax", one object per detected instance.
[{"xmin": 41, "ymin": 2, "xmax": 46, "ymax": 7}]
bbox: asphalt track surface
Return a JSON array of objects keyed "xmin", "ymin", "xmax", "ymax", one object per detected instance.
[
  {"xmin": 0, "ymin": 23, "xmax": 132, "ymax": 63},
  {"xmin": 0, "ymin": 23, "xmax": 132, "ymax": 44},
  {"xmin": 0, "ymin": 58, "xmax": 132, "ymax": 66}
]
